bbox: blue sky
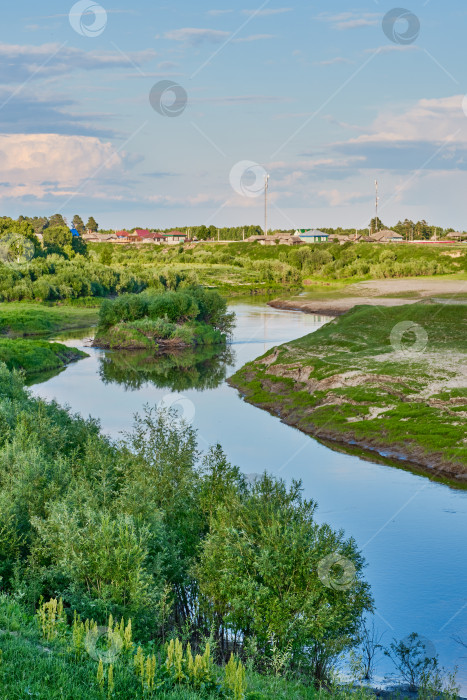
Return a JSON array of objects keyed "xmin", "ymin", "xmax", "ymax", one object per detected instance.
[{"xmin": 2, "ymin": 0, "xmax": 467, "ymax": 229}]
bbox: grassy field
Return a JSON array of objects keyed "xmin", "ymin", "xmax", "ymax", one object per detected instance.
[
  {"xmin": 230, "ymin": 302, "xmax": 467, "ymax": 482},
  {"xmin": 0, "ymin": 303, "xmax": 99, "ymax": 337}
]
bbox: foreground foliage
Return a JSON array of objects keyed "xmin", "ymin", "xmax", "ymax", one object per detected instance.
[{"xmin": 0, "ymin": 362, "xmax": 372, "ymax": 689}]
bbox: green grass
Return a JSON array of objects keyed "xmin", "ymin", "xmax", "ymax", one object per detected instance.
[
  {"xmin": 0, "ymin": 338, "xmax": 87, "ymax": 375},
  {"xmin": 0, "ymin": 303, "xmax": 99, "ymax": 337},
  {"xmin": 0, "ymin": 594, "xmax": 379, "ymax": 700},
  {"xmin": 230, "ymin": 302, "xmax": 467, "ymax": 479}
]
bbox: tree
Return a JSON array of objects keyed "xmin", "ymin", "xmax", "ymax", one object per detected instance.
[
  {"xmin": 195, "ymin": 474, "xmax": 373, "ymax": 679},
  {"xmin": 0, "ymin": 218, "xmax": 40, "ymax": 260},
  {"xmin": 100, "ymin": 247, "xmax": 113, "ymax": 266},
  {"xmin": 43, "ymin": 226, "xmax": 72, "ymax": 253},
  {"xmin": 71, "ymin": 235, "xmax": 88, "ymax": 257},
  {"xmin": 369, "ymin": 217, "xmax": 387, "ymax": 234},
  {"xmin": 72, "ymin": 215, "xmax": 85, "ymax": 236},
  {"xmin": 86, "ymin": 217, "xmax": 98, "ymax": 232},
  {"xmin": 49, "ymin": 214, "xmax": 67, "ymax": 228}
]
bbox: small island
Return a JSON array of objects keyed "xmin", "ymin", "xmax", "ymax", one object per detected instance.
[{"xmin": 93, "ymin": 286, "xmax": 235, "ymax": 350}]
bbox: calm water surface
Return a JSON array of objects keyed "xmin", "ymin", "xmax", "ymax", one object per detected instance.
[{"xmin": 30, "ymin": 303, "xmax": 467, "ymax": 690}]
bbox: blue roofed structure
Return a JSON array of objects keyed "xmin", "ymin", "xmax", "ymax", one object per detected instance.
[{"xmin": 70, "ymin": 228, "xmax": 80, "ymax": 238}]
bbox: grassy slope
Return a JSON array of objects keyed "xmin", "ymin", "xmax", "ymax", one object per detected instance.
[
  {"xmin": 0, "ymin": 303, "xmax": 99, "ymax": 337},
  {"xmin": 230, "ymin": 303, "xmax": 467, "ymax": 480}
]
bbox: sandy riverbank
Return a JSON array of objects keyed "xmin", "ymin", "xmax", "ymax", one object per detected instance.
[{"xmin": 269, "ymin": 277, "xmax": 467, "ymax": 316}]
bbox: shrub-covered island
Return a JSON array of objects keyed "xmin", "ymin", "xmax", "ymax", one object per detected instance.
[
  {"xmin": 93, "ymin": 287, "xmax": 235, "ymax": 350},
  {"xmin": 230, "ymin": 303, "xmax": 467, "ymax": 482}
]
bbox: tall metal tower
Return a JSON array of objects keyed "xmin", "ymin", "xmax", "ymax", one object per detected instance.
[
  {"xmin": 264, "ymin": 174, "xmax": 270, "ymax": 236},
  {"xmin": 375, "ymin": 180, "xmax": 379, "ymax": 233}
]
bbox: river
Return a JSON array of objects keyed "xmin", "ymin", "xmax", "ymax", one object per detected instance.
[{"xmin": 29, "ymin": 302, "xmax": 467, "ymax": 691}]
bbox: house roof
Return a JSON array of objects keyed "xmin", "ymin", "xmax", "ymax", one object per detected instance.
[{"xmin": 164, "ymin": 230, "xmax": 186, "ymax": 237}]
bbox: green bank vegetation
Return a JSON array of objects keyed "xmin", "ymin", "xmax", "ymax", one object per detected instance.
[
  {"xmin": 0, "ymin": 303, "xmax": 99, "ymax": 337},
  {"xmin": 0, "ymin": 338, "xmax": 87, "ymax": 376},
  {"xmin": 89, "ymin": 241, "xmax": 466, "ymax": 295},
  {"xmin": 94, "ymin": 287, "xmax": 235, "ymax": 350},
  {"xmin": 230, "ymin": 303, "xmax": 467, "ymax": 480}
]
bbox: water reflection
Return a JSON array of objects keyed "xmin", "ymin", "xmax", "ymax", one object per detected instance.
[{"xmin": 98, "ymin": 344, "xmax": 236, "ymax": 392}]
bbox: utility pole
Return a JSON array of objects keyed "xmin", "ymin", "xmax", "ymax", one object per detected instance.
[
  {"xmin": 264, "ymin": 174, "xmax": 270, "ymax": 236},
  {"xmin": 375, "ymin": 180, "xmax": 379, "ymax": 232}
]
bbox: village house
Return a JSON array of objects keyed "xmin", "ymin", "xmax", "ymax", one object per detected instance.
[
  {"xmin": 372, "ymin": 230, "xmax": 404, "ymax": 243},
  {"xmin": 163, "ymin": 231, "xmax": 187, "ymax": 244},
  {"xmin": 295, "ymin": 229, "xmax": 329, "ymax": 243}
]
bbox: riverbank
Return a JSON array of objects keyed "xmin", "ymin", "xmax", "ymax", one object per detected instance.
[
  {"xmin": 269, "ymin": 276, "xmax": 467, "ymax": 316},
  {"xmin": 0, "ymin": 303, "xmax": 99, "ymax": 337},
  {"xmin": 229, "ymin": 302, "xmax": 467, "ymax": 482},
  {"xmin": 0, "ymin": 338, "xmax": 87, "ymax": 376}
]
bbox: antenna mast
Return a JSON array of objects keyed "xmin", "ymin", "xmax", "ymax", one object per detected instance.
[
  {"xmin": 375, "ymin": 180, "xmax": 379, "ymax": 233},
  {"xmin": 264, "ymin": 174, "xmax": 270, "ymax": 236}
]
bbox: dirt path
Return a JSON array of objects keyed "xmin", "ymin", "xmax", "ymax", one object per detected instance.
[{"xmin": 269, "ymin": 278, "xmax": 467, "ymax": 316}]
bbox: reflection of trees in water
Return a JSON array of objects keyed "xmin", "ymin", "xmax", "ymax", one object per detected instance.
[{"xmin": 98, "ymin": 344, "xmax": 236, "ymax": 391}]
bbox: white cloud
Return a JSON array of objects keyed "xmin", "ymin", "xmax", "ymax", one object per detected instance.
[
  {"xmin": 164, "ymin": 28, "xmax": 230, "ymax": 45},
  {"xmin": 348, "ymin": 95, "xmax": 467, "ymax": 145},
  {"xmin": 314, "ymin": 57, "xmax": 353, "ymax": 66},
  {"xmin": 207, "ymin": 9, "xmax": 234, "ymax": 16},
  {"xmin": 242, "ymin": 8, "xmax": 292, "ymax": 16},
  {"xmin": 317, "ymin": 188, "xmax": 365, "ymax": 206},
  {"xmin": 233, "ymin": 34, "xmax": 276, "ymax": 43},
  {"xmin": 0, "ymin": 134, "xmax": 123, "ymax": 199},
  {"xmin": 316, "ymin": 12, "xmax": 380, "ymax": 31},
  {"xmin": 365, "ymin": 45, "xmax": 419, "ymax": 54},
  {"xmin": 0, "ymin": 42, "xmax": 157, "ymax": 84}
]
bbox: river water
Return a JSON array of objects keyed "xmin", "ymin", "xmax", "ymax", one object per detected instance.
[{"xmin": 29, "ymin": 302, "xmax": 467, "ymax": 691}]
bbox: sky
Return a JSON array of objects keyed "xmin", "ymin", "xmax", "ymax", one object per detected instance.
[{"xmin": 2, "ymin": 0, "xmax": 467, "ymax": 230}]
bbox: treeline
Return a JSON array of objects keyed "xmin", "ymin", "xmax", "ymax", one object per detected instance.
[
  {"xmin": 0, "ymin": 257, "xmax": 144, "ymax": 302},
  {"xmin": 320, "ymin": 218, "xmax": 464, "ymax": 240},
  {"xmin": 11, "ymin": 213, "xmax": 99, "ymax": 236}
]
